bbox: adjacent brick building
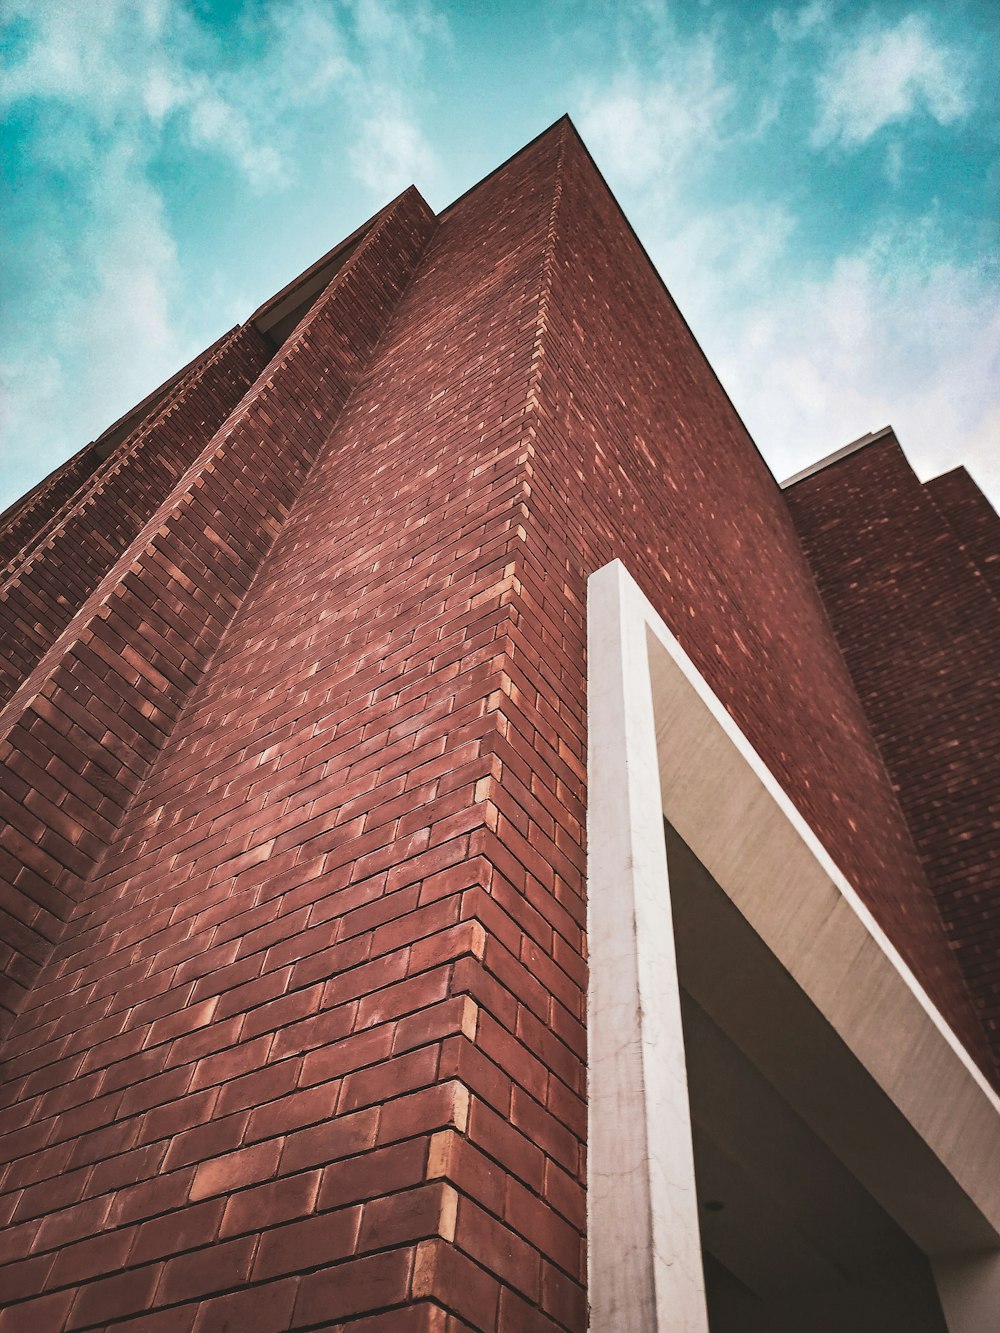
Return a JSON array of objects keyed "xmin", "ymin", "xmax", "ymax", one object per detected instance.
[{"xmin": 0, "ymin": 118, "xmax": 997, "ymax": 1331}]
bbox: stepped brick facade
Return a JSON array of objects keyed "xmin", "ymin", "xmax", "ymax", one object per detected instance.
[
  {"xmin": 785, "ymin": 436, "xmax": 1000, "ymax": 1065},
  {"xmin": 0, "ymin": 118, "xmax": 996, "ymax": 1330}
]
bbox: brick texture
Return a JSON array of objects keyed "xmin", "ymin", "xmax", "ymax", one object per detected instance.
[
  {"xmin": 0, "ymin": 326, "xmax": 271, "ymax": 708},
  {"xmin": 925, "ymin": 465, "xmax": 1000, "ymax": 603},
  {"xmin": 0, "ymin": 444, "xmax": 101, "ymax": 576},
  {"xmin": 525, "ymin": 126, "xmax": 987, "ymax": 1071},
  {"xmin": 0, "ymin": 187, "xmax": 433, "ymax": 1032},
  {"xmin": 0, "ymin": 335, "xmax": 232, "ymax": 582},
  {"xmin": 785, "ymin": 438, "xmax": 1000, "ymax": 1066},
  {"xmin": 0, "ymin": 118, "xmax": 992, "ymax": 1329}
]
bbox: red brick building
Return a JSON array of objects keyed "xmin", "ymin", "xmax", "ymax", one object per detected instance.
[{"xmin": 0, "ymin": 118, "xmax": 997, "ymax": 1331}]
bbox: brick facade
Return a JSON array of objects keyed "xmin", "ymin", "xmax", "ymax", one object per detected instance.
[
  {"xmin": 0, "ymin": 188, "xmax": 433, "ymax": 1034},
  {"xmin": 0, "ymin": 326, "xmax": 272, "ymax": 710},
  {"xmin": 0, "ymin": 444, "xmax": 101, "ymax": 576},
  {"xmin": 785, "ymin": 436, "xmax": 1000, "ymax": 1068},
  {"xmin": 925, "ymin": 465, "xmax": 1000, "ymax": 603},
  {"xmin": 0, "ymin": 118, "xmax": 994, "ymax": 1329}
]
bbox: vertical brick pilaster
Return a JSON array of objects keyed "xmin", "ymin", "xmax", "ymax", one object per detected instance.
[
  {"xmin": 0, "ymin": 332, "xmax": 235, "ymax": 583},
  {"xmin": 0, "ymin": 445, "xmax": 101, "ymax": 575},
  {"xmin": 0, "ymin": 327, "xmax": 272, "ymax": 706},
  {"xmin": 0, "ymin": 187, "xmax": 436, "ymax": 1034}
]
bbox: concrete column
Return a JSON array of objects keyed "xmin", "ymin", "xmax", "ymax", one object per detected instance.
[{"xmin": 587, "ymin": 559, "xmax": 709, "ymax": 1332}]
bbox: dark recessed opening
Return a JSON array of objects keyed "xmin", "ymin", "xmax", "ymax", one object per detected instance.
[{"xmin": 665, "ymin": 824, "xmax": 949, "ymax": 1333}]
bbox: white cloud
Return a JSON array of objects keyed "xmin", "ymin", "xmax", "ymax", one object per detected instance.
[
  {"xmin": 0, "ymin": 0, "xmax": 282, "ymax": 186},
  {"xmin": 703, "ymin": 230, "xmax": 1000, "ymax": 504},
  {"xmin": 0, "ymin": 0, "xmax": 446, "ymax": 509},
  {"xmin": 353, "ymin": 0, "xmax": 451, "ymax": 69},
  {"xmin": 580, "ymin": 86, "xmax": 666, "ymax": 185},
  {"xmin": 588, "ymin": 131, "xmax": 999, "ymax": 505},
  {"xmin": 812, "ymin": 15, "xmax": 970, "ymax": 149},
  {"xmin": 79, "ymin": 148, "xmax": 180, "ymax": 368},
  {"xmin": 0, "ymin": 0, "xmax": 441, "ymax": 196},
  {"xmin": 574, "ymin": 6, "xmax": 997, "ymax": 506},
  {"xmin": 349, "ymin": 98, "xmax": 438, "ymax": 197},
  {"xmin": 579, "ymin": 36, "xmax": 732, "ymax": 189},
  {"xmin": 185, "ymin": 80, "xmax": 285, "ymax": 187},
  {"xmin": 0, "ymin": 0, "xmax": 136, "ymax": 109},
  {"xmin": 0, "ymin": 140, "xmax": 185, "ymax": 495},
  {"xmin": 264, "ymin": 0, "xmax": 355, "ymax": 103},
  {"xmin": 342, "ymin": 0, "xmax": 447, "ymax": 199},
  {"xmin": 656, "ymin": 201, "xmax": 797, "ymax": 311},
  {"xmin": 1, "ymin": 157, "xmax": 188, "ymax": 503}
]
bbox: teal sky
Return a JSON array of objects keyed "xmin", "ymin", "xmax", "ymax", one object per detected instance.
[{"xmin": 2, "ymin": 0, "xmax": 998, "ymax": 512}]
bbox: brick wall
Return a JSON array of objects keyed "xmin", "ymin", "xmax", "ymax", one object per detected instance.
[
  {"xmin": 534, "ymin": 126, "xmax": 987, "ymax": 1068},
  {"xmin": 0, "ymin": 336, "xmax": 237, "ymax": 582},
  {"xmin": 925, "ymin": 465, "xmax": 1000, "ymax": 603},
  {"xmin": 0, "ymin": 188, "xmax": 433, "ymax": 1039},
  {"xmin": 785, "ymin": 437, "xmax": 1000, "ymax": 1067},
  {"xmin": 0, "ymin": 326, "xmax": 272, "ymax": 709},
  {"xmin": 0, "ymin": 119, "xmax": 991, "ymax": 1331},
  {"xmin": 0, "ymin": 133, "xmax": 579, "ymax": 1332},
  {"xmin": 0, "ymin": 445, "xmax": 102, "ymax": 576},
  {"xmin": 0, "ymin": 336, "xmax": 239, "ymax": 590}
]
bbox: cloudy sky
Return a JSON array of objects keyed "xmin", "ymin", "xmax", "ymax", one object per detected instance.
[{"xmin": 2, "ymin": 0, "xmax": 997, "ymax": 513}]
